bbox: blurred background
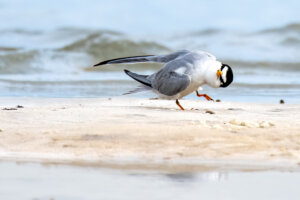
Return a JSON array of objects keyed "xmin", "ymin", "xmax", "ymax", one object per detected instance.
[{"xmin": 0, "ymin": 0, "xmax": 300, "ymax": 102}]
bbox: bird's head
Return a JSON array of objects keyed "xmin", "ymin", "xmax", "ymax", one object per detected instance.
[
  {"xmin": 218, "ymin": 64, "xmax": 233, "ymax": 88},
  {"xmin": 205, "ymin": 62, "xmax": 233, "ymax": 88}
]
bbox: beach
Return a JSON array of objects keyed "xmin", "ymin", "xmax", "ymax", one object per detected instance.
[
  {"xmin": 0, "ymin": 97, "xmax": 299, "ymax": 171},
  {"xmin": 2, "ymin": 1, "xmax": 300, "ymax": 199}
]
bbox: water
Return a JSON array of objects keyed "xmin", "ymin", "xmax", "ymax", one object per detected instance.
[
  {"xmin": 0, "ymin": 162, "xmax": 299, "ymax": 200},
  {"xmin": 1, "ymin": 0, "xmax": 300, "ymax": 102}
]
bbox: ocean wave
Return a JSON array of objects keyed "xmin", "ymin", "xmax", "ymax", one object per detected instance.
[
  {"xmin": 0, "ymin": 50, "xmax": 42, "ymax": 74},
  {"xmin": 164, "ymin": 24, "xmax": 300, "ymax": 63},
  {"xmin": 233, "ymin": 83, "xmax": 300, "ymax": 89},
  {"xmin": 224, "ymin": 60, "xmax": 300, "ymax": 71},
  {"xmin": 0, "ymin": 78, "xmax": 132, "ymax": 85},
  {"xmin": 0, "ymin": 47, "xmax": 20, "ymax": 52},
  {"xmin": 259, "ymin": 23, "xmax": 300, "ymax": 34},
  {"xmin": 181, "ymin": 29, "xmax": 221, "ymax": 37},
  {"xmin": 280, "ymin": 37, "xmax": 300, "ymax": 46},
  {"xmin": 59, "ymin": 31, "xmax": 170, "ymax": 60},
  {"xmin": 1, "ymin": 26, "xmax": 300, "ymax": 75},
  {"xmin": 0, "ymin": 29, "xmax": 43, "ymax": 35},
  {"xmin": 0, "ymin": 50, "xmax": 92, "ymax": 74}
]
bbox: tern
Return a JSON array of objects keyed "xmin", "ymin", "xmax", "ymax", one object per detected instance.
[{"xmin": 94, "ymin": 50, "xmax": 233, "ymax": 110}]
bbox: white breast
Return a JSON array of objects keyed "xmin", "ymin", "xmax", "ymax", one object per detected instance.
[{"xmin": 177, "ymin": 81, "xmax": 202, "ymax": 98}]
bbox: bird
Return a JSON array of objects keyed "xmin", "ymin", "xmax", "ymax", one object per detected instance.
[{"xmin": 94, "ymin": 50, "xmax": 233, "ymax": 110}]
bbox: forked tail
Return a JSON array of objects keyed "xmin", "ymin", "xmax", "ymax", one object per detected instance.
[{"xmin": 124, "ymin": 69, "xmax": 152, "ymax": 87}]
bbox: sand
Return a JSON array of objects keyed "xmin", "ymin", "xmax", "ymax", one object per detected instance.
[{"xmin": 0, "ymin": 97, "xmax": 300, "ymax": 171}]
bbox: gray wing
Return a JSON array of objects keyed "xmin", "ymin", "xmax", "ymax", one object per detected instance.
[
  {"xmin": 152, "ymin": 71, "xmax": 190, "ymax": 96},
  {"xmin": 151, "ymin": 62, "xmax": 191, "ymax": 96},
  {"xmin": 94, "ymin": 50, "xmax": 190, "ymax": 66}
]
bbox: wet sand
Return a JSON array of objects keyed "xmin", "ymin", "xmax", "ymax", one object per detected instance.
[
  {"xmin": 1, "ymin": 161, "xmax": 300, "ymax": 200},
  {"xmin": 0, "ymin": 98, "xmax": 300, "ymax": 171}
]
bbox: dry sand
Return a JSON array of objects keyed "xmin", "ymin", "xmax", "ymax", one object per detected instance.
[{"xmin": 0, "ymin": 97, "xmax": 300, "ymax": 172}]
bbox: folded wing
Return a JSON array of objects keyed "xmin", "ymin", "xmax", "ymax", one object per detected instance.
[{"xmin": 152, "ymin": 70, "xmax": 190, "ymax": 96}]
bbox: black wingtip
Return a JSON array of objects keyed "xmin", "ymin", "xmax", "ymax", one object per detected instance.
[
  {"xmin": 93, "ymin": 60, "xmax": 109, "ymax": 67},
  {"xmin": 124, "ymin": 69, "xmax": 130, "ymax": 74}
]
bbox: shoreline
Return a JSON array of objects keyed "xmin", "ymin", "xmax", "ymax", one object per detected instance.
[
  {"xmin": 0, "ymin": 97, "xmax": 300, "ymax": 172},
  {"xmin": 1, "ymin": 153, "xmax": 300, "ymax": 173}
]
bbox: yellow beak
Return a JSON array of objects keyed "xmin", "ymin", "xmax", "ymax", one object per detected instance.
[{"xmin": 216, "ymin": 70, "xmax": 223, "ymax": 78}]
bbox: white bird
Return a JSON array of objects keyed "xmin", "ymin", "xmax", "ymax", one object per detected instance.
[{"xmin": 94, "ymin": 50, "xmax": 233, "ymax": 110}]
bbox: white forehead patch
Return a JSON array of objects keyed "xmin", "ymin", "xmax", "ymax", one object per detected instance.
[
  {"xmin": 221, "ymin": 67, "xmax": 228, "ymax": 83},
  {"xmin": 174, "ymin": 67, "xmax": 186, "ymax": 75}
]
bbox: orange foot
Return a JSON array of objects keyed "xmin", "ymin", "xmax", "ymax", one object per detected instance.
[
  {"xmin": 196, "ymin": 91, "xmax": 214, "ymax": 101},
  {"xmin": 176, "ymin": 99, "xmax": 185, "ymax": 110}
]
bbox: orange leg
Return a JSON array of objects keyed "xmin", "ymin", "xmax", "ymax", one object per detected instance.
[
  {"xmin": 176, "ymin": 99, "xmax": 185, "ymax": 110},
  {"xmin": 196, "ymin": 91, "xmax": 214, "ymax": 101}
]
